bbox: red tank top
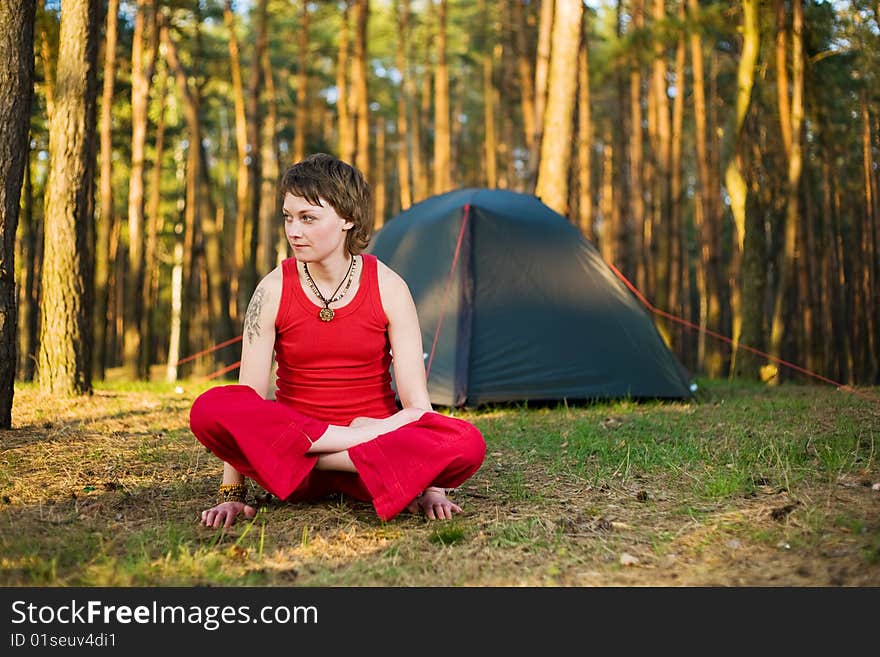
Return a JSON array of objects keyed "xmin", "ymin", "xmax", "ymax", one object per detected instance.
[{"xmin": 273, "ymin": 253, "xmax": 398, "ymax": 425}]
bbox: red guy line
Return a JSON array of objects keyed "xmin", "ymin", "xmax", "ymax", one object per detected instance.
[
  {"xmin": 604, "ymin": 259, "xmax": 878, "ymax": 404},
  {"xmin": 426, "ymin": 204, "xmax": 471, "ymax": 381},
  {"xmin": 174, "ymin": 335, "xmax": 242, "ymax": 366}
]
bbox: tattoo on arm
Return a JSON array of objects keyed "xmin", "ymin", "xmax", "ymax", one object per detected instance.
[{"xmin": 244, "ymin": 288, "xmax": 267, "ymax": 344}]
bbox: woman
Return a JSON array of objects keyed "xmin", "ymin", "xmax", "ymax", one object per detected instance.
[{"xmin": 190, "ymin": 153, "xmax": 486, "ymax": 528}]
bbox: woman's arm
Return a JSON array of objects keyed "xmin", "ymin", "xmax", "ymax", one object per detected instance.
[
  {"xmin": 201, "ymin": 268, "xmax": 282, "ymax": 529},
  {"xmin": 238, "ymin": 268, "xmax": 282, "ymax": 398},
  {"xmin": 377, "ymin": 260, "xmax": 433, "ymax": 411}
]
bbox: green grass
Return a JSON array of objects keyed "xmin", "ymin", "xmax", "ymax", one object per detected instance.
[{"xmin": 2, "ymin": 378, "xmax": 879, "ymax": 586}]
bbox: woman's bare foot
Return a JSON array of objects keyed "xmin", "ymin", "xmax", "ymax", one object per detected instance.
[{"xmin": 406, "ymin": 486, "xmax": 462, "ymax": 520}]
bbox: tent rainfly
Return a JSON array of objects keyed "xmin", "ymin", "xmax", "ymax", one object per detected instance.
[{"xmin": 368, "ymin": 188, "xmax": 693, "ymax": 406}]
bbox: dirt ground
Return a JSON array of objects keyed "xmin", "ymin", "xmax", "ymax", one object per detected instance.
[{"xmin": 1, "ymin": 384, "xmax": 879, "ymax": 586}]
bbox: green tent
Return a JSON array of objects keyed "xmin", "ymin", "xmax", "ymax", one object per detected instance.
[{"xmin": 368, "ymin": 188, "xmax": 693, "ymax": 406}]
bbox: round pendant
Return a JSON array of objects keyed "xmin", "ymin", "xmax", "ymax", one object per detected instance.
[{"xmin": 319, "ymin": 306, "xmax": 335, "ymax": 322}]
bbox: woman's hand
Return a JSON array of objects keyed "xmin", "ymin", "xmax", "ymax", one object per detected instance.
[
  {"xmin": 350, "ymin": 407, "xmax": 428, "ymax": 433},
  {"xmin": 200, "ymin": 501, "xmax": 257, "ymax": 529}
]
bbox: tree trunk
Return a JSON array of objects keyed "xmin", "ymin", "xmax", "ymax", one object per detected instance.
[
  {"xmin": 529, "ymin": 0, "xmax": 554, "ymax": 182},
  {"xmin": 124, "ymin": 0, "xmax": 156, "ymax": 380},
  {"xmin": 143, "ymin": 60, "xmax": 167, "ymax": 380},
  {"xmin": 17, "ymin": 145, "xmax": 41, "ymax": 382},
  {"xmin": 612, "ymin": 0, "xmax": 629, "ymax": 273},
  {"xmin": 769, "ymin": 0, "xmax": 802, "ymax": 377},
  {"xmin": 351, "ymin": 0, "xmax": 370, "ymax": 177},
  {"xmin": 224, "ymin": 0, "xmax": 249, "ymax": 322},
  {"xmin": 94, "ymin": 0, "xmax": 118, "ymax": 380},
  {"xmin": 409, "ymin": 18, "xmax": 428, "ymax": 203},
  {"xmin": 243, "ymin": 0, "xmax": 267, "ymax": 312},
  {"xmin": 512, "ymin": 0, "xmax": 535, "ymax": 156},
  {"xmin": 738, "ymin": 153, "xmax": 767, "ymax": 381},
  {"xmin": 860, "ymin": 90, "xmax": 878, "ymax": 379},
  {"xmin": 828, "ymin": 162, "xmax": 852, "ymax": 381},
  {"xmin": 482, "ymin": 0, "xmax": 497, "ymax": 188},
  {"xmin": 433, "ymin": 0, "xmax": 450, "ymax": 194},
  {"xmin": 668, "ymin": 0, "xmax": 686, "ymax": 353},
  {"xmin": 106, "ymin": 193, "xmax": 121, "ymax": 368},
  {"xmin": 650, "ymin": 0, "xmax": 671, "ymax": 311},
  {"xmin": 337, "ymin": 1, "xmax": 353, "ymax": 164},
  {"xmin": 160, "ymin": 21, "xmax": 201, "ymax": 377},
  {"xmin": 534, "ymin": 0, "xmax": 582, "ymax": 216},
  {"xmin": 165, "ymin": 238, "xmax": 184, "ymax": 383},
  {"xmin": 577, "ymin": 9, "xmax": 593, "ymax": 241},
  {"xmin": 449, "ymin": 78, "xmax": 463, "ymax": 190},
  {"xmin": 374, "ymin": 116, "xmax": 386, "ymax": 228},
  {"xmin": 498, "ymin": 30, "xmax": 517, "ymax": 190},
  {"xmin": 599, "ymin": 124, "xmax": 617, "ymax": 264},
  {"xmin": 37, "ymin": 0, "xmax": 55, "ymax": 122},
  {"xmin": 39, "ymin": 0, "xmax": 100, "ymax": 397},
  {"xmin": 0, "ymin": 0, "xmax": 35, "ymax": 426},
  {"xmin": 395, "ymin": 0, "xmax": 412, "ymax": 211},
  {"xmin": 775, "ymin": 0, "xmax": 791, "ymax": 159},
  {"xmin": 421, "ymin": 61, "xmax": 434, "ymax": 196},
  {"xmin": 259, "ymin": 31, "xmax": 281, "ymax": 274},
  {"xmin": 725, "ymin": 0, "xmax": 759, "ymax": 379},
  {"xmin": 818, "ymin": 160, "xmax": 833, "ymax": 378},
  {"xmin": 629, "ymin": 0, "xmax": 646, "ymax": 292},
  {"xmin": 799, "ymin": 170, "xmax": 817, "ymax": 375},
  {"xmin": 294, "ymin": 0, "xmax": 309, "ymax": 162}
]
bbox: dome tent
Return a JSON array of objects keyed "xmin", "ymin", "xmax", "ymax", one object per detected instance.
[{"xmin": 367, "ymin": 188, "xmax": 692, "ymax": 406}]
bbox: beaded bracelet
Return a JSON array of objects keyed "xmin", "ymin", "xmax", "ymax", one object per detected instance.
[{"xmin": 217, "ymin": 483, "xmax": 248, "ymax": 504}]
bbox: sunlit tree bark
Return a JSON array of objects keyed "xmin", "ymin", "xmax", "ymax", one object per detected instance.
[
  {"xmin": 409, "ymin": 13, "xmax": 428, "ymax": 203},
  {"xmin": 576, "ymin": 8, "xmax": 593, "ymax": 241},
  {"xmin": 769, "ymin": 0, "xmax": 803, "ymax": 379},
  {"xmin": 433, "ymin": 0, "xmax": 450, "ymax": 194},
  {"xmin": 395, "ymin": 0, "xmax": 412, "ymax": 210},
  {"xmin": 374, "ymin": 115, "xmax": 386, "ymax": 228},
  {"xmin": 727, "ymin": 0, "xmax": 759, "ymax": 379},
  {"xmin": 259, "ymin": 34, "xmax": 280, "ymax": 273},
  {"xmin": 599, "ymin": 124, "xmax": 617, "ymax": 264},
  {"xmin": 351, "ymin": 0, "xmax": 369, "ymax": 177},
  {"xmin": 481, "ymin": 0, "xmax": 497, "ymax": 188},
  {"xmin": 36, "ymin": 0, "xmax": 55, "ymax": 122},
  {"xmin": 38, "ymin": 0, "xmax": 100, "ymax": 397},
  {"xmin": 858, "ymin": 89, "xmax": 878, "ymax": 379},
  {"xmin": 535, "ymin": 0, "xmax": 582, "ymax": 215},
  {"xmin": 337, "ymin": 1, "xmax": 353, "ymax": 164},
  {"xmin": 294, "ymin": 0, "xmax": 309, "ymax": 162}
]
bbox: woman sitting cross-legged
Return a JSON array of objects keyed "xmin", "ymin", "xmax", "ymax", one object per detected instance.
[{"xmin": 189, "ymin": 153, "xmax": 486, "ymax": 528}]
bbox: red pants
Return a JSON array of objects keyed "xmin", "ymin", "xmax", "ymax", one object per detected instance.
[{"xmin": 189, "ymin": 385, "xmax": 486, "ymax": 520}]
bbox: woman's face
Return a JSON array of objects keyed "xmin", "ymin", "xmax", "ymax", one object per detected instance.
[{"xmin": 282, "ymin": 192, "xmax": 353, "ymax": 262}]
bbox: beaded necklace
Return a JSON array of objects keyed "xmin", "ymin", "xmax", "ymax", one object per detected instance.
[{"xmin": 302, "ymin": 256, "xmax": 357, "ymax": 322}]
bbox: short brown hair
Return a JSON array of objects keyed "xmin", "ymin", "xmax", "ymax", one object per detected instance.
[{"xmin": 279, "ymin": 153, "xmax": 372, "ymax": 255}]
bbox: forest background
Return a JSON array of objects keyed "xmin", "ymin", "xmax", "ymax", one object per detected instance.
[{"xmin": 1, "ymin": 0, "xmax": 880, "ymax": 427}]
